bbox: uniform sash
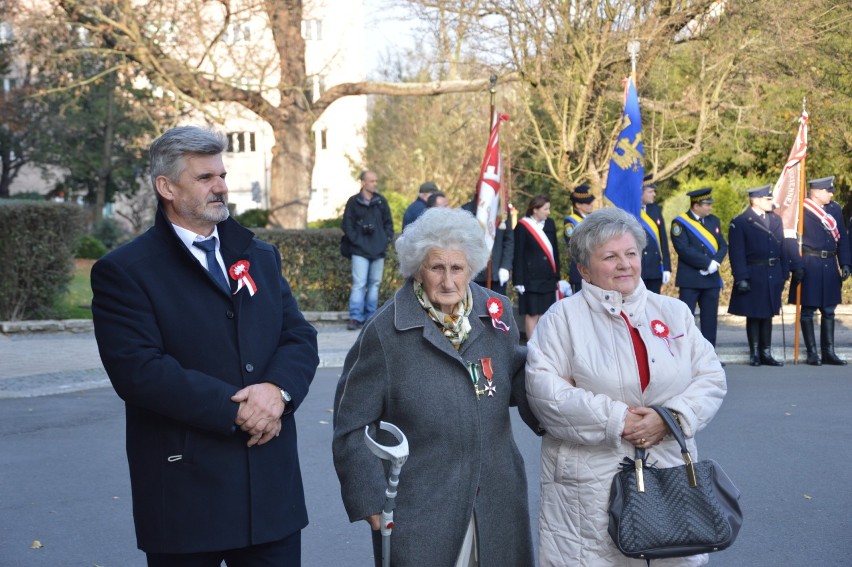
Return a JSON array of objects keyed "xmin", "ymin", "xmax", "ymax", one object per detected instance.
[
  {"xmin": 674, "ymin": 213, "xmax": 719, "ymax": 254},
  {"xmin": 565, "ymin": 213, "xmax": 583, "ymax": 227},
  {"xmin": 640, "ymin": 209, "xmax": 663, "ymax": 275},
  {"xmin": 803, "ymin": 198, "xmax": 840, "ymax": 241},
  {"xmin": 519, "ymin": 218, "xmax": 564, "ymax": 300},
  {"xmin": 519, "ymin": 218, "xmax": 557, "ymax": 273}
]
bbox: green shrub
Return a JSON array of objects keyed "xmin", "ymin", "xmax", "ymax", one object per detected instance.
[
  {"xmin": 255, "ymin": 228, "xmax": 403, "ymax": 311},
  {"xmin": 77, "ymin": 234, "xmax": 108, "ymax": 259},
  {"xmin": 0, "ymin": 201, "xmax": 86, "ymax": 320},
  {"xmin": 92, "ymin": 218, "xmax": 127, "ymax": 249},
  {"xmin": 235, "ymin": 208, "xmax": 270, "ymax": 228}
]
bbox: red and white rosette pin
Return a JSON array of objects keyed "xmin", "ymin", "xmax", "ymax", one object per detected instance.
[
  {"xmin": 229, "ymin": 260, "xmax": 258, "ymax": 296},
  {"xmin": 650, "ymin": 319, "xmax": 683, "ymax": 355},
  {"xmin": 486, "ymin": 298, "xmax": 510, "ymax": 332}
]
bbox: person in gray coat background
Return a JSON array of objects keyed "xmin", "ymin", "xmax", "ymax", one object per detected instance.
[{"xmin": 332, "ymin": 207, "xmax": 539, "ymax": 567}]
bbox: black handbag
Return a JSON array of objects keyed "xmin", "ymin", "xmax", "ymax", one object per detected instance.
[{"xmin": 607, "ymin": 406, "xmax": 743, "ymax": 560}]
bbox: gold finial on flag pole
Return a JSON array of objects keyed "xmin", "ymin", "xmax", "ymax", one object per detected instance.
[{"xmin": 627, "ymin": 40, "xmax": 640, "ymax": 83}]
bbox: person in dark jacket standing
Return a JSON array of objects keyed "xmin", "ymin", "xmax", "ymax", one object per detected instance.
[
  {"xmin": 514, "ymin": 195, "xmax": 569, "ymax": 339},
  {"xmin": 462, "ymin": 195, "xmax": 514, "ymax": 295},
  {"xmin": 639, "ymin": 177, "xmax": 672, "ymax": 294},
  {"xmin": 671, "ymin": 187, "xmax": 729, "ymax": 347},
  {"xmin": 342, "ymin": 170, "xmax": 395, "ymax": 330},
  {"xmin": 728, "ymin": 184, "xmax": 794, "ymax": 366},
  {"xmin": 563, "ymin": 184, "xmax": 595, "ymax": 294},
  {"xmin": 91, "ymin": 126, "xmax": 319, "ymax": 565},
  {"xmin": 402, "ymin": 181, "xmax": 440, "ymax": 228},
  {"xmin": 788, "ymin": 176, "xmax": 851, "ymax": 365}
]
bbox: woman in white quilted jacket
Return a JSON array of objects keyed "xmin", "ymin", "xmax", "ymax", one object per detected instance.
[{"xmin": 526, "ymin": 207, "xmax": 727, "ymax": 566}]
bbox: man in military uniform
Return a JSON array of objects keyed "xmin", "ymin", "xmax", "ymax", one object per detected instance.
[
  {"xmin": 789, "ymin": 176, "xmax": 851, "ymax": 365},
  {"xmin": 671, "ymin": 187, "xmax": 729, "ymax": 347},
  {"xmin": 639, "ymin": 177, "xmax": 672, "ymax": 294},
  {"xmin": 563, "ymin": 184, "xmax": 595, "ymax": 294},
  {"xmin": 728, "ymin": 184, "xmax": 794, "ymax": 366}
]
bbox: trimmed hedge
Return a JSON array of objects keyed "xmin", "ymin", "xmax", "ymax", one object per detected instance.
[
  {"xmin": 0, "ymin": 201, "xmax": 86, "ymax": 321},
  {"xmin": 255, "ymin": 228, "xmax": 404, "ymax": 312}
]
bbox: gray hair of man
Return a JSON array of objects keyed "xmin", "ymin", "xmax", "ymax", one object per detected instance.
[
  {"xmin": 149, "ymin": 126, "xmax": 228, "ymax": 193},
  {"xmin": 569, "ymin": 207, "xmax": 647, "ymax": 269},
  {"xmin": 395, "ymin": 207, "xmax": 490, "ymax": 279}
]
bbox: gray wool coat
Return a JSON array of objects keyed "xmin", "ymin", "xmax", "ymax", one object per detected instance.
[{"xmin": 332, "ymin": 280, "xmax": 537, "ymax": 567}]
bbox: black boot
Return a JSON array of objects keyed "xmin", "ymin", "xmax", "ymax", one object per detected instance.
[
  {"xmin": 758, "ymin": 319, "xmax": 783, "ymax": 366},
  {"xmin": 746, "ymin": 318, "xmax": 761, "ymax": 366},
  {"xmin": 821, "ymin": 316, "xmax": 848, "ymax": 366},
  {"xmin": 801, "ymin": 319, "xmax": 821, "ymax": 365}
]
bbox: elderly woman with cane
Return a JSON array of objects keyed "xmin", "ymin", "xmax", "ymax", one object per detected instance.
[
  {"xmin": 333, "ymin": 207, "xmax": 538, "ymax": 567},
  {"xmin": 526, "ymin": 207, "xmax": 727, "ymax": 566}
]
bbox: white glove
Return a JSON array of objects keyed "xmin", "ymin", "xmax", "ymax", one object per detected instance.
[
  {"xmin": 498, "ymin": 268, "xmax": 510, "ymax": 286},
  {"xmin": 514, "ymin": 285, "xmax": 525, "ymax": 295},
  {"xmin": 706, "ymin": 260, "xmax": 720, "ymax": 274},
  {"xmin": 558, "ymin": 280, "xmax": 572, "ymax": 297},
  {"xmin": 662, "ymin": 271, "xmax": 671, "ymax": 285}
]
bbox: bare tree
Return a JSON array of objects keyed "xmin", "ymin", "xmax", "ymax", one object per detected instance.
[{"xmin": 52, "ymin": 0, "xmax": 503, "ymax": 228}]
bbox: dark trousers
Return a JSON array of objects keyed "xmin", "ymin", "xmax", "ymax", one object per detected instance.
[
  {"xmin": 146, "ymin": 531, "xmax": 301, "ymax": 567},
  {"xmin": 643, "ymin": 278, "xmax": 662, "ymax": 294},
  {"xmin": 678, "ymin": 286, "xmax": 721, "ymax": 346}
]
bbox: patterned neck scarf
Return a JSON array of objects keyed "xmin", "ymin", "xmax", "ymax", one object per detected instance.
[{"xmin": 414, "ymin": 280, "xmax": 473, "ymax": 349}]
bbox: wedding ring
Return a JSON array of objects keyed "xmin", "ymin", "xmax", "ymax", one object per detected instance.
[{"xmin": 640, "ymin": 438, "xmax": 646, "ymax": 445}]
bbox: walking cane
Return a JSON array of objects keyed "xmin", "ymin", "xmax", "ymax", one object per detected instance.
[{"xmin": 364, "ymin": 421, "xmax": 409, "ymax": 567}]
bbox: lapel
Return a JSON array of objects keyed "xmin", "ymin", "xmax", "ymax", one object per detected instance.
[
  {"xmin": 217, "ymin": 217, "xmax": 258, "ymax": 303},
  {"xmin": 393, "ymin": 280, "xmax": 495, "ymax": 361}
]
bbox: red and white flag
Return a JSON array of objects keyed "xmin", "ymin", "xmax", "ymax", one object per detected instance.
[
  {"xmin": 475, "ymin": 113, "xmax": 509, "ymax": 253},
  {"xmin": 772, "ymin": 111, "xmax": 808, "ymax": 238}
]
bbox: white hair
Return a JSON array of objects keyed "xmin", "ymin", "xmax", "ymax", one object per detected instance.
[
  {"xmin": 569, "ymin": 207, "xmax": 647, "ymax": 269},
  {"xmin": 395, "ymin": 208, "xmax": 490, "ymax": 278}
]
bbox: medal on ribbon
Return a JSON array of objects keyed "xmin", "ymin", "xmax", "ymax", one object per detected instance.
[
  {"xmin": 486, "ymin": 298, "xmax": 510, "ymax": 332},
  {"xmin": 229, "ymin": 260, "xmax": 258, "ymax": 296},
  {"xmin": 468, "ymin": 357, "xmax": 497, "ymax": 399},
  {"xmin": 650, "ymin": 319, "xmax": 683, "ymax": 356}
]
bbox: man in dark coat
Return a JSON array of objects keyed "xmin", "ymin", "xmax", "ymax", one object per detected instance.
[
  {"xmin": 728, "ymin": 184, "xmax": 794, "ymax": 366},
  {"xmin": 401, "ymin": 180, "xmax": 439, "ymax": 228},
  {"xmin": 788, "ymin": 176, "xmax": 851, "ymax": 365},
  {"xmin": 341, "ymin": 170, "xmax": 395, "ymax": 330},
  {"xmin": 563, "ymin": 184, "xmax": 595, "ymax": 294},
  {"xmin": 91, "ymin": 126, "xmax": 319, "ymax": 565},
  {"xmin": 639, "ymin": 178, "xmax": 672, "ymax": 294},
  {"xmin": 462, "ymin": 197, "xmax": 514, "ymax": 295},
  {"xmin": 671, "ymin": 187, "xmax": 729, "ymax": 347}
]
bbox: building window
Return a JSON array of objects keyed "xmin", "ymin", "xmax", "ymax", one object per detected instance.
[
  {"xmin": 301, "ymin": 19, "xmax": 323, "ymax": 41},
  {"xmin": 227, "ymin": 132, "xmax": 256, "ymax": 153},
  {"xmin": 320, "ymin": 129, "xmax": 328, "ymax": 150},
  {"xmin": 0, "ymin": 23, "xmax": 13, "ymax": 43},
  {"xmin": 3, "ymin": 77, "xmax": 16, "ymax": 92},
  {"xmin": 223, "ymin": 20, "xmax": 251, "ymax": 44}
]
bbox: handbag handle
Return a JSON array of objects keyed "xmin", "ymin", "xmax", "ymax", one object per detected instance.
[{"xmin": 638, "ymin": 406, "xmax": 698, "ymax": 488}]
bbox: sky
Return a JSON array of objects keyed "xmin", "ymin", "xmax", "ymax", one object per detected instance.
[{"xmin": 362, "ymin": 0, "xmax": 418, "ymax": 78}]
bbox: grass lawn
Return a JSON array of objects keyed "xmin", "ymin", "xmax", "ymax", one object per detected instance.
[{"xmin": 55, "ymin": 259, "xmax": 95, "ymax": 319}]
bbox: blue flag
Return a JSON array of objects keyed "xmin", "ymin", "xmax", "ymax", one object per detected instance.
[{"xmin": 604, "ymin": 78, "xmax": 644, "ymax": 217}]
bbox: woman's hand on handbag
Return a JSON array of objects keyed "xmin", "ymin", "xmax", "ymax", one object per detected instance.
[{"xmin": 623, "ymin": 406, "xmax": 668, "ymax": 448}]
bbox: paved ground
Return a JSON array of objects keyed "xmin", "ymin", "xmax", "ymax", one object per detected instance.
[
  {"xmin": 2, "ymin": 365, "xmax": 851, "ymax": 566},
  {"xmin": 1, "ymin": 307, "xmax": 850, "ymax": 398}
]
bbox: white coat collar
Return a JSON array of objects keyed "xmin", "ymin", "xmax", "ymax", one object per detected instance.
[{"xmin": 579, "ymin": 279, "xmax": 649, "ymax": 326}]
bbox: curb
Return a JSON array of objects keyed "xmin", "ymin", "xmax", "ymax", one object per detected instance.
[{"xmin": 0, "ymin": 312, "xmax": 351, "ymax": 335}]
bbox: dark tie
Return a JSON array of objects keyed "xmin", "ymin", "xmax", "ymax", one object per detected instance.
[{"xmin": 193, "ymin": 238, "xmax": 230, "ymax": 294}]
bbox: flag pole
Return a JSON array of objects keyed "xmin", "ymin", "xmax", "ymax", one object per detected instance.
[
  {"xmin": 485, "ymin": 75, "xmax": 498, "ymax": 288},
  {"xmin": 628, "ymin": 39, "xmax": 640, "ymax": 84},
  {"xmin": 793, "ymin": 97, "xmax": 807, "ymax": 363}
]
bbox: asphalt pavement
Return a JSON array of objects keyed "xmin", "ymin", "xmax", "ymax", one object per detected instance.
[{"xmin": 1, "ymin": 365, "xmax": 851, "ymax": 566}]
